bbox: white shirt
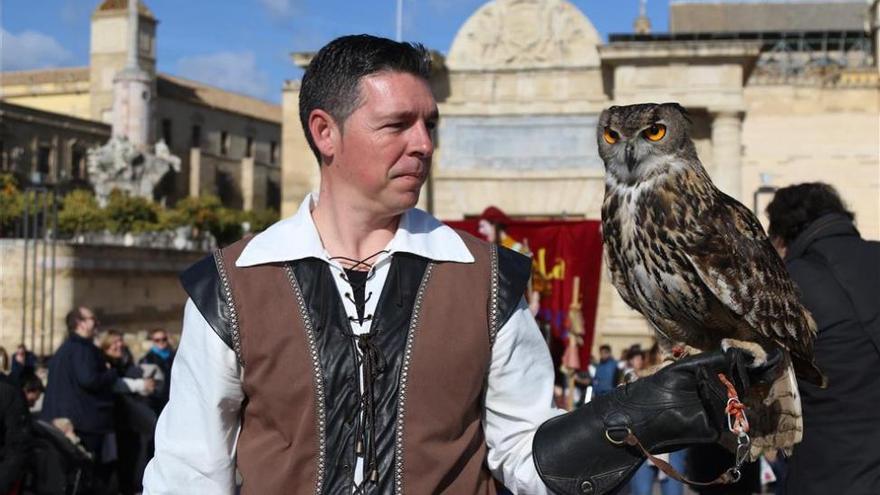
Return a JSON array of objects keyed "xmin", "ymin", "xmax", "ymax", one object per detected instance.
[{"xmin": 143, "ymin": 195, "xmax": 563, "ymax": 494}]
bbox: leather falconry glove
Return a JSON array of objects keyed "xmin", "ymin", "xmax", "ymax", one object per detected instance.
[{"xmin": 532, "ymin": 348, "xmax": 776, "ymax": 495}]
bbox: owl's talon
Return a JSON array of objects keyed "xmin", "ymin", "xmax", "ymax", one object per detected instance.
[{"xmin": 721, "ymin": 338, "xmax": 768, "ymax": 367}]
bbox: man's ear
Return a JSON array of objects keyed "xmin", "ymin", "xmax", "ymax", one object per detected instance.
[{"xmin": 309, "ymin": 109, "xmax": 338, "ymax": 161}]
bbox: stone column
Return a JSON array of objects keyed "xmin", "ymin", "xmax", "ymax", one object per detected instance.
[
  {"xmin": 281, "ymin": 80, "xmax": 321, "ymax": 218},
  {"xmin": 241, "ymin": 156, "xmax": 255, "ymax": 211},
  {"xmin": 710, "ymin": 111, "xmax": 743, "ymax": 200},
  {"xmin": 874, "ymin": 0, "xmax": 880, "ymax": 75},
  {"xmin": 188, "ymin": 147, "xmax": 201, "ymax": 197}
]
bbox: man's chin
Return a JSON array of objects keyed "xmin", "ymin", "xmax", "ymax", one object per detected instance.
[{"xmin": 384, "ymin": 190, "xmax": 421, "ymax": 215}]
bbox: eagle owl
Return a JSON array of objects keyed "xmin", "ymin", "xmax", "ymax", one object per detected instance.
[{"xmin": 597, "ymin": 103, "xmax": 826, "ymax": 458}]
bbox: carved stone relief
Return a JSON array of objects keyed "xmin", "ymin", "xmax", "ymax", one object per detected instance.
[{"xmin": 447, "ymin": 0, "xmax": 601, "ymax": 70}]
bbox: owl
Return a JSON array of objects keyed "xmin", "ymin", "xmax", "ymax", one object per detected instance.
[{"xmin": 597, "ymin": 102, "xmax": 826, "ymax": 458}]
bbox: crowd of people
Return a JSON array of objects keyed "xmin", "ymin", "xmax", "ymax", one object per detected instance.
[{"xmin": 0, "ymin": 312, "xmax": 176, "ymax": 495}]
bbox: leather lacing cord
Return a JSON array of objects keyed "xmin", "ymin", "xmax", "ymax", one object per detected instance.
[
  {"xmin": 330, "ymin": 250, "xmax": 390, "ymax": 491},
  {"xmin": 605, "ymin": 373, "xmax": 752, "ymax": 489}
]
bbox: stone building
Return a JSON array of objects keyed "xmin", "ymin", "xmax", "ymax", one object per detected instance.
[
  {"xmin": 0, "ymin": 0, "xmax": 283, "ymax": 354},
  {"xmin": 281, "ymin": 0, "xmax": 880, "ymax": 353},
  {"xmin": 0, "ymin": 0, "xmax": 282, "ymax": 211}
]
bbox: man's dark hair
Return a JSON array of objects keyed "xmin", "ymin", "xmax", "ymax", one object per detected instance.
[
  {"xmin": 299, "ymin": 34, "xmax": 432, "ymax": 163},
  {"xmin": 21, "ymin": 373, "xmax": 44, "ymax": 394},
  {"xmin": 65, "ymin": 307, "xmax": 84, "ymax": 333},
  {"xmin": 766, "ymin": 182, "xmax": 854, "ymax": 246},
  {"xmin": 599, "ymin": 344, "xmax": 611, "ymax": 353}
]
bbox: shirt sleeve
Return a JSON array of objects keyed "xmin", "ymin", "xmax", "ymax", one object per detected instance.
[
  {"xmin": 142, "ymin": 298, "xmax": 245, "ymax": 495},
  {"xmin": 484, "ymin": 298, "xmax": 565, "ymax": 494}
]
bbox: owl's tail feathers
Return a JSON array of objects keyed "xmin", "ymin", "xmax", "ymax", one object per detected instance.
[
  {"xmin": 792, "ymin": 354, "xmax": 828, "ymax": 388},
  {"xmin": 741, "ymin": 361, "xmax": 803, "ymax": 461}
]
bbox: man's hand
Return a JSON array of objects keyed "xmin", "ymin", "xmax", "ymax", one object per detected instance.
[{"xmin": 533, "ymin": 348, "xmax": 761, "ymax": 495}]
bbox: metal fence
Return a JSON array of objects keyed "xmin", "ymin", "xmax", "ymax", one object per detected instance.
[{"xmin": 13, "ymin": 188, "xmax": 60, "ymax": 356}]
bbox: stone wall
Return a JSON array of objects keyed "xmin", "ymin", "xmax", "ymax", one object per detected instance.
[
  {"xmin": 0, "ymin": 240, "xmax": 203, "ymax": 356},
  {"xmin": 742, "ymin": 83, "xmax": 880, "ymax": 239}
]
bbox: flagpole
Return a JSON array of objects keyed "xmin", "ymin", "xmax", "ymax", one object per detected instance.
[{"xmin": 396, "ymin": 0, "xmax": 403, "ymax": 41}]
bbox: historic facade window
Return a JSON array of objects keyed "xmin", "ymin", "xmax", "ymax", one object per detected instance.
[
  {"xmin": 37, "ymin": 145, "xmax": 51, "ymax": 177},
  {"xmin": 270, "ymin": 140, "xmax": 278, "ymax": 164},
  {"xmin": 191, "ymin": 125, "xmax": 201, "ymax": 148},
  {"xmin": 71, "ymin": 145, "xmax": 86, "ymax": 180},
  {"xmin": 162, "ymin": 119, "xmax": 173, "ymax": 147},
  {"xmin": 220, "ymin": 131, "xmax": 229, "ymax": 156},
  {"xmin": 246, "ymin": 136, "xmax": 254, "ymax": 158}
]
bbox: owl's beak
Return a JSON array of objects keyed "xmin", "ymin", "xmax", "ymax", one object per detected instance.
[{"xmin": 625, "ymin": 143, "xmax": 637, "ymax": 171}]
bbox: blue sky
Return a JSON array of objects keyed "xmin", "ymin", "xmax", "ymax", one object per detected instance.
[{"xmin": 1, "ymin": 1, "xmax": 669, "ymax": 104}]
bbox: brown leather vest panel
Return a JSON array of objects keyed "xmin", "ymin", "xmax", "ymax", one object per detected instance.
[
  {"xmin": 218, "ymin": 232, "xmax": 498, "ymax": 494},
  {"xmin": 217, "ymin": 239, "xmax": 320, "ymax": 494},
  {"xmin": 400, "ymin": 233, "xmax": 496, "ymax": 494}
]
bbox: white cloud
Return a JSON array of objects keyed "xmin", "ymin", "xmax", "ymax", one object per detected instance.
[
  {"xmin": 175, "ymin": 51, "xmax": 273, "ymax": 101},
  {"xmin": 257, "ymin": 0, "xmax": 298, "ymax": 18},
  {"xmin": 0, "ymin": 28, "xmax": 75, "ymax": 71}
]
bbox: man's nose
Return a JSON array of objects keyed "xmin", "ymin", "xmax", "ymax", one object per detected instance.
[{"xmin": 409, "ymin": 120, "xmax": 434, "ymax": 158}]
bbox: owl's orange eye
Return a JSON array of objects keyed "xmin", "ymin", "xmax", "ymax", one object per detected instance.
[
  {"xmin": 603, "ymin": 128, "xmax": 620, "ymax": 144},
  {"xmin": 643, "ymin": 123, "xmax": 666, "ymax": 141}
]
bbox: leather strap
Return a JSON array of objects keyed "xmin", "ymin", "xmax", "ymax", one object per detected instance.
[{"xmin": 622, "ymin": 432, "xmax": 742, "ymax": 487}]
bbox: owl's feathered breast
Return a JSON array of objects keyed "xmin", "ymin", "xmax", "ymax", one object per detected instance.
[{"xmin": 602, "ymin": 171, "xmax": 721, "ymax": 344}]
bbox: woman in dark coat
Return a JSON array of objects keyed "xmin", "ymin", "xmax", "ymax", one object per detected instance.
[
  {"xmin": 767, "ymin": 182, "xmax": 880, "ymax": 495},
  {"xmin": 101, "ymin": 330, "xmax": 156, "ymax": 495}
]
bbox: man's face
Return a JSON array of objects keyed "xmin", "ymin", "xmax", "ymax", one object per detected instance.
[
  {"xmin": 477, "ymin": 219, "xmax": 497, "ymax": 243},
  {"xmin": 78, "ymin": 308, "xmax": 98, "ymax": 338},
  {"xmin": 327, "ymin": 71, "xmax": 437, "ymax": 217},
  {"xmin": 599, "ymin": 349, "xmax": 611, "ymax": 361},
  {"xmin": 152, "ymin": 331, "xmax": 169, "ymax": 350},
  {"xmin": 24, "ymin": 390, "xmax": 41, "ymax": 408}
]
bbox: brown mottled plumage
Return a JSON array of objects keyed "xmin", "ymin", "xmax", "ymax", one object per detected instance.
[{"xmin": 597, "ymin": 103, "xmax": 825, "ymax": 458}]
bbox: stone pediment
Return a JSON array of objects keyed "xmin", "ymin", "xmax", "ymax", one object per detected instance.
[{"xmin": 447, "ymin": 0, "xmax": 601, "ymax": 71}]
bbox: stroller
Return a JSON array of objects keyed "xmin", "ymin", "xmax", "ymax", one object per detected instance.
[{"xmin": 24, "ymin": 420, "xmax": 94, "ymax": 495}]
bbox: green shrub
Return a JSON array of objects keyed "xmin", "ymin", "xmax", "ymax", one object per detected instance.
[
  {"xmin": 58, "ymin": 189, "xmax": 106, "ymax": 235},
  {"xmin": 243, "ymin": 208, "xmax": 279, "ymax": 233},
  {"xmin": 105, "ymin": 189, "xmax": 160, "ymax": 234},
  {"xmin": 0, "ymin": 174, "xmax": 23, "ymax": 234}
]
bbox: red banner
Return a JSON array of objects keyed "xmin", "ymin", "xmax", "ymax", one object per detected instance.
[{"xmin": 445, "ymin": 218, "xmax": 604, "ymax": 371}]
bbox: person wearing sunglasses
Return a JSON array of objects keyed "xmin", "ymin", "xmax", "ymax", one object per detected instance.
[{"xmin": 139, "ymin": 329, "xmax": 175, "ymax": 415}]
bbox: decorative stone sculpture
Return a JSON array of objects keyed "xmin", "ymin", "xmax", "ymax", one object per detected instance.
[
  {"xmin": 447, "ymin": 0, "xmax": 602, "ymax": 71},
  {"xmin": 86, "ymin": 136, "xmax": 180, "ymax": 206}
]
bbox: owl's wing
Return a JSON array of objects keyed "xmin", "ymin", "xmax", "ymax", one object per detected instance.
[{"xmin": 681, "ymin": 192, "xmax": 816, "ymax": 359}]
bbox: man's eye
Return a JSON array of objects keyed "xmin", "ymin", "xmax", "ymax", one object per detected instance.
[{"xmin": 426, "ymin": 121, "xmax": 437, "ymax": 131}]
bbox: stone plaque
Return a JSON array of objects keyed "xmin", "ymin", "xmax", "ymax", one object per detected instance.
[{"xmin": 439, "ymin": 115, "xmax": 602, "ymax": 171}]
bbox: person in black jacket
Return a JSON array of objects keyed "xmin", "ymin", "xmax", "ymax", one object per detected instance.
[
  {"xmin": 138, "ymin": 328, "xmax": 174, "ymax": 414},
  {"xmin": 40, "ymin": 306, "xmax": 118, "ymax": 494},
  {"xmin": 0, "ymin": 373, "xmax": 31, "ymax": 493},
  {"xmin": 766, "ymin": 182, "xmax": 880, "ymax": 495}
]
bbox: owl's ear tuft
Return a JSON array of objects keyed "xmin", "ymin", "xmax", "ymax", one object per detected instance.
[{"xmin": 662, "ymin": 102, "xmax": 691, "ymax": 124}]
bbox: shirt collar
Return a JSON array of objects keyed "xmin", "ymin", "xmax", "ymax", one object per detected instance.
[{"xmin": 235, "ymin": 193, "xmax": 474, "ymax": 267}]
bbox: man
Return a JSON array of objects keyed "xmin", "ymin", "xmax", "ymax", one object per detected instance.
[
  {"xmin": 766, "ymin": 183, "xmax": 880, "ymax": 495},
  {"xmin": 139, "ymin": 329, "xmax": 175, "ymax": 414},
  {"xmin": 592, "ymin": 344, "xmax": 619, "ymax": 396},
  {"xmin": 20, "ymin": 373, "xmax": 44, "ymax": 411},
  {"xmin": 144, "ymin": 35, "xmax": 763, "ymax": 495},
  {"xmin": 41, "ymin": 306, "xmax": 118, "ymax": 493},
  {"xmin": 0, "ymin": 372, "xmax": 31, "ymax": 493}
]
